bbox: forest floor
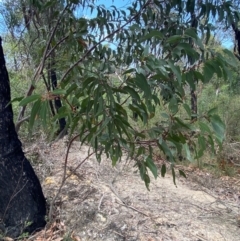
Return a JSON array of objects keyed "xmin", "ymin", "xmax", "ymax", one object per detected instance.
[{"xmin": 13, "ymin": 138, "xmax": 240, "ymax": 241}]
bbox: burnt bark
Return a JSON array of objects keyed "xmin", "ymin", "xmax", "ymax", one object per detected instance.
[
  {"xmin": 0, "ymin": 37, "xmax": 46, "ymax": 238},
  {"xmin": 232, "ymin": 23, "xmax": 240, "ymax": 58},
  {"xmin": 50, "ymin": 68, "xmax": 67, "ymax": 134}
]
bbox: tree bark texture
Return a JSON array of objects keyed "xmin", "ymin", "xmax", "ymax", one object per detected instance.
[
  {"xmin": 0, "ymin": 37, "xmax": 46, "ymax": 238},
  {"xmin": 190, "ymin": 89, "xmax": 197, "ymax": 121},
  {"xmin": 190, "ymin": 13, "xmax": 198, "ymax": 121},
  {"xmin": 50, "ymin": 68, "xmax": 67, "ymax": 133}
]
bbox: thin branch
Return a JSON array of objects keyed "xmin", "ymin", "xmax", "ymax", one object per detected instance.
[{"xmin": 49, "ymin": 120, "xmax": 104, "ymax": 220}]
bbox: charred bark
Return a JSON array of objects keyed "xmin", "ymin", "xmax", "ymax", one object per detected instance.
[
  {"xmin": 232, "ymin": 23, "xmax": 240, "ymax": 58},
  {"xmin": 50, "ymin": 68, "xmax": 67, "ymax": 134},
  {"xmin": 0, "ymin": 37, "xmax": 46, "ymax": 238}
]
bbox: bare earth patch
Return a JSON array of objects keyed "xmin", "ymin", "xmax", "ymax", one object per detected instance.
[{"xmin": 21, "ymin": 139, "xmax": 240, "ymax": 241}]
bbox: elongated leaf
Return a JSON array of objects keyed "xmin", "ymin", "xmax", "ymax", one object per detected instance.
[
  {"xmin": 207, "ymin": 107, "xmax": 218, "ymax": 116},
  {"xmin": 210, "ymin": 115, "xmax": 225, "ymax": 143},
  {"xmin": 140, "ymin": 30, "xmax": 164, "ymax": 42},
  {"xmin": 52, "ymin": 89, "xmax": 66, "ymax": 95},
  {"xmin": 7, "ymin": 96, "xmax": 24, "ymax": 107},
  {"xmin": 161, "ymin": 164, "xmax": 166, "ymax": 177},
  {"xmin": 199, "ymin": 123, "xmax": 211, "ymax": 136},
  {"xmin": 171, "ymin": 166, "xmax": 176, "ymax": 186},
  {"xmin": 144, "ymin": 173, "xmax": 150, "ymax": 191},
  {"xmin": 93, "ymin": 117, "xmax": 111, "ymax": 139},
  {"xmin": 169, "ymin": 97, "xmax": 178, "ymax": 115},
  {"xmin": 179, "ymin": 170, "xmax": 187, "ymax": 178},
  {"xmin": 184, "ymin": 28, "xmax": 198, "ymax": 39},
  {"xmin": 145, "ymin": 156, "xmax": 158, "ymax": 179},
  {"xmin": 167, "ymin": 60, "xmax": 181, "ymax": 83},
  {"xmin": 203, "ymin": 62, "xmax": 215, "ymax": 83},
  {"xmin": 135, "ymin": 73, "xmax": 151, "ymax": 98},
  {"xmin": 166, "ymin": 35, "xmax": 182, "ymax": 44},
  {"xmin": 19, "ymin": 94, "xmax": 41, "ymax": 106},
  {"xmin": 183, "ymin": 103, "xmax": 191, "ymax": 117},
  {"xmin": 39, "ymin": 100, "xmax": 48, "ymax": 128},
  {"xmin": 183, "ymin": 143, "xmax": 193, "ymax": 162},
  {"xmin": 29, "ymin": 99, "xmax": 41, "ymax": 131},
  {"xmin": 123, "ymin": 86, "xmax": 141, "ymax": 102},
  {"xmin": 223, "ymin": 49, "xmax": 238, "ymax": 68}
]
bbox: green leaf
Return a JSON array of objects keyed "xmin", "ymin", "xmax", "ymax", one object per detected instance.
[
  {"xmin": 111, "ymin": 144, "xmax": 121, "ymax": 166},
  {"xmin": 184, "ymin": 28, "xmax": 198, "ymax": 39},
  {"xmin": 29, "ymin": 99, "xmax": 41, "ymax": 131},
  {"xmin": 171, "ymin": 166, "xmax": 176, "ymax": 186},
  {"xmin": 183, "ymin": 103, "xmax": 191, "ymax": 117},
  {"xmin": 144, "ymin": 173, "xmax": 150, "ymax": 191},
  {"xmin": 222, "ymin": 49, "xmax": 238, "ymax": 68},
  {"xmin": 135, "ymin": 73, "xmax": 151, "ymax": 98},
  {"xmin": 166, "ymin": 35, "xmax": 182, "ymax": 44},
  {"xmin": 7, "ymin": 96, "xmax": 24, "ymax": 107},
  {"xmin": 52, "ymin": 89, "xmax": 66, "ymax": 95},
  {"xmin": 183, "ymin": 143, "xmax": 193, "ymax": 162},
  {"xmin": 158, "ymin": 139, "xmax": 174, "ymax": 162},
  {"xmin": 210, "ymin": 115, "xmax": 225, "ymax": 143},
  {"xmin": 203, "ymin": 62, "xmax": 215, "ymax": 83},
  {"xmin": 93, "ymin": 117, "xmax": 111, "ymax": 139},
  {"xmin": 123, "ymin": 86, "xmax": 141, "ymax": 102},
  {"xmin": 19, "ymin": 94, "xmax": 41, "ymax": 106},
  {"xmin": 169, "ymin": 97, "xmax": 178, "ymax": 114},
  {"xmin": 139, "ymin": 161, "xmax": 146, "ymax": 180},
  {"xmin": 199, "ymin": 122, "xmax": 211, "ymax": 134},
  {"xmin": 123, "ymin": 68, "xmax": 135, "ymax": 75},
  {"xmin": 207, "ymin": 61, "xmax": 222, "ymax": 78},
  {"xmin": 66, "ymin": 83, "xmax": 78, "ymax": 97},
  {"xmin": 161, "ymin": 164, "xmax": 166, "ymax": 177},
  {"xmin": 40, "ymin": 100, "xmax": 50, "ymax": 128},
  {"xmin": 174, "ymin": 117, "xmax": 192, "ymax": 130},
  {"xmin": 167, "ymin": 60, "xmax": 181, "ymax": 83},
  {"xmin": 179, "ymin": 170, "xmax": 187, "ymax": 178},
  {"xmin": 82, "ymin": 77, "xmax": 96, "ymax": 89},
  {"xmin": 207, "ymin": 107, "xmax": 218, "ymax": 116},
  {"xmin": 145, "ymin": 156, "xmax": 158, "ymax": 179},
  {"xmin": 161, "ymin": 112, "xmax": 170, "ymax": 119},
  {"xmin": 140, "ymin": 30, "xmax": 164, "ymax": 42}
]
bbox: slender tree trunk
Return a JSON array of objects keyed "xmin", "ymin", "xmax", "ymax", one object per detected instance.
[
  {"xmin": 132, "ymin": 98, "xmax": 138, "ymax": 121},
  {"xmin": 190, "ymin": 13, "xmax": 198, "ymax": 121},
  {"xmin": 50, "ymin": 68, "xmax": 67, "ymax": 134},
  {"xmin": 190, "ymin": 89, "xmax": 197, "ymax": 121},
  {"xmin": 0, "ymin": 37, "xmax": 46, "ymax": 238},
  {"xmin": 232, "ymin": 23, "xmax": 240, "ymax": 57}
]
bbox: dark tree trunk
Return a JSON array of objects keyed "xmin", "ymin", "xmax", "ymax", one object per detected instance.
[
  {"xmin": 232, "ymin": 23, "xmax": 240, "ymax": 58},
  {"xmin": 0, "ymin": 37, "xmax": 46, "ymax": 238},
  {"xmin": 190, "ymin": 89, "xmax": 197, "ymax": 121},
  {"xmin": 50, "ymin": 68, "xmax": 67, "ymax": 134},
  {"xmin": 132, "ymin": 98, "xmax": 138, "ymax": 121}
]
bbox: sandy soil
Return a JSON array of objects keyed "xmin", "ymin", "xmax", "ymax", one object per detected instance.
[{"xmin": 21, "ymin": 138, "xmax": 240, "ymax": 241}]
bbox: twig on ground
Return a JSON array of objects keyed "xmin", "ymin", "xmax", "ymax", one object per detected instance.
[
  {"xmin": 112, "ymin": 230, "xmax": 125, "ymax": 238},
  {"xmin": 98, "ymin": 193, "xmax": 105, "ymax": 211},
  {"xmin": 116, "ymin": 200, "xmax": 149, "ymax": 217}
]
